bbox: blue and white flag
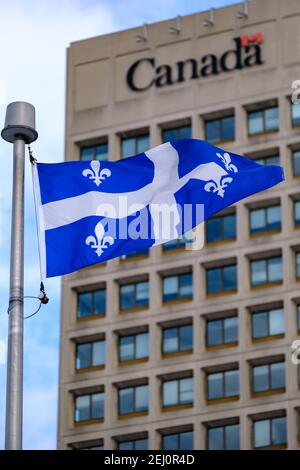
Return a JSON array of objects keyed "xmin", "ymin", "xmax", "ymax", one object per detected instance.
[{"xmin": 32, "ymin": 138, "xmax": 284, "ymax": 278}]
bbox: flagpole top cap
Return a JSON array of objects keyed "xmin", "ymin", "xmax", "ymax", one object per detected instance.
[{"xmin": 1, "ymin": 101, "xmax": 38, "ymax": 144}]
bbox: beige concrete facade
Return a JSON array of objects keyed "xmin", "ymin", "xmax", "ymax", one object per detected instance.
[{"xmin": 58, "ymin": 0, "xmax": 300, "ymax": 450}]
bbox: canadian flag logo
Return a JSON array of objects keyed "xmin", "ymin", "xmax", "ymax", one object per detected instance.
[{"xmin": 241, "ymin": 32, "xmax": 263, "ymax": 47}]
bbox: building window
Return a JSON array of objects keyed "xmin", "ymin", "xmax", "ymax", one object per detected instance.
[
  {"xmin": 294, "ymin": 201, "xmax": 300, "ymax": 226},
  {"xmin": 80, "ymin": 142, "xmax": 108, "ymax": 161},
  {"xmin": 121, "ymin": 134, "xmax": 149, "ymax": 159},
  {"xmin": 74, "ymin": 392, "xmax": 104, "ymax": 423},
  {"xmin": 76, "ymin": 339, "xmax": 105, "ymax": 371},
  {"xmin": 162, "ymin": 324, "xmax": 193, "ymax": 355},
  {"xmin": 297, "ymin": 305, "xmax": 300, "ymax": 331},
  {"xmin": 205, "ymin": 115, "xmax": 235, "ymax": 144},
  {"xmin": 207, "ymin": 423, "xmax": 240, "ymax": 450},
  {"xmin": 206, "ymin": 264, "xmax": 237, "ymax": 295},
  {"xmin": 296, "ymin": 252, "xmax": 300, "ymax": 278},
  {"xmin": 162, "ymin": 377, "xmax": 193, "ymax": 409},
  {"xmin": 163, "ymin": 236, "xmax": 188, "ymax": 251},
  {"xmin": 118, "ymin": 384, "xmax": 148, "ymax": 416},
  {"xmin": 252, "ymin": 361, "xmax": 285, "ymax": 394},
  {"xmin": 292, "ymin": 150, "xmax": 300, "ymax": 176},
  {"xmin": 207, "ymin": 369, "xmax": 239, "ymax": 401},
  {"xmin": 207, "ymin": 316, "xmax": 238, "ymax": 348},
  {"xmin": 77, "ymin": 289, "xmax": 106, "ymax": 319},
  {"xmin": 249, "ymin": 205, "xmax": 281, "ymax": 235},
  {"xmin": 118, "ymin": 438, "xmax": 148, "ymax": 450},
  {"xmin": 70, "ymin": 440, "xmax": 104, "ymax": 450},
  {"xmin": 162, "ymin": 273, "xmax": 192, "ymax": 303},
  {"xmin": 250, "ymin": 256, "xmax": 282, "ymax": 287},
  {"xmin": 206, "ymin": 213, "xmax": 236, "ymax": 244},
  {"xmin": 248, "ymin": 106, "xmax": 279, "ymax": 135},
  {"xmin": 119, "ymin": 332, "xmax": 149, "ymax": 363},
  {"xmin": 120, "ymin": 248, "xmax": 149, "ymax": 261},
  {"xmin": 162, "ymin": 125, "xmax": 191, "ymax": 143},
  {"xmin": 291, "ymin": 103, "xmax": 300, "ymax": 127},
  {"xmin": 255, "ymin": 154, "xmax": 280, "ymax": 166},
  {"xmin": 162, "ymin": 431, "xmax": 193, "ymax": 450},
  {"xmin": 253, "ymin": 416, "xmax": 287, "ymax": 449},
  {"xmin": 119, "ymin": 280, "xmax": 149, "ymax": 310},
  {"xmin": 251, "ymin": 307, "xmax": 284, "ymax": 340}
]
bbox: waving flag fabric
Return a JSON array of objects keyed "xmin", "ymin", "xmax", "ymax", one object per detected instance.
[{"xmin": 32, "ymin": 138, "xmax": 284, "ymax": 278}]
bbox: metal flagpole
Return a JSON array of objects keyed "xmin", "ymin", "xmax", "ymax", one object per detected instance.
[{"xmin": 1, "ymin": 102, "xmax": 38, "ymax": 450}]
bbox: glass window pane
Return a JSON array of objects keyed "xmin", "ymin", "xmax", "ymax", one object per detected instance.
[
  {"xmin": 136, "ymin": 281, "xmax": 149, "ymax": 305},
  {"xmin": 223, "ymin": 265, "xmax": 237, "ymax": 290},
  {"xmin": 208, "ymin": 427, "xmax": 223, "ymax": 450},
  {"xmin": 206, "ymin": 217, "xmax": 222, "ymax": 242},
  {"xmin": 94, "ymin": 289, "xmax": 106, "ymax": 315},
  {"xmin": 265, "ymin": 107, "xmax": 279, "ymax": 131},
  {"xmin": 135, "ymin": 385, "xmax": 148, "ymax": 412},
  {"xmin": 80, "ymin": 147, "xmax": 94, "ymax": 161},
  {"xmin": 251, "ymin": 260, "xmax": 267, "ymax": 285},
  {"xmin": 76, "ymin": 343, "xmax": 91, "ymax": 369},
  {"xmin": 162, "ymin": 434, "xmax": 178, "ymax": 450},
  {"xmin": 179, "ymin": 273, "xmax": 192, "ymax": 298},
  {"xmin": 208, "ymin": 372, "xmax": 223, "ymax": 400},
  {"xmin": 267, "ymin": 206, "xmax": 281, "ymax": 230},
  {"xmin": 163, "ymin": 328, "xmax": 178, "ymax": 354},
  {"xmin": 225, "ymin": 370, "xmax": 239, "ymax": 397},
  {"xmin": 135, "ymin": 439, "xmax": 148, "ymax": 450},
  {"xmin": 272, "ymin": 417, "xmax": 287, "ymax": 445},
  {"xmin": 119, "ymin": 336, "xmax": 134, "ymax": 361},
  {"xmin": 294, "ymin": 201, "xmax": 300, "ymax": 225},
  {"xmin": 136, "ymin": 332, "xmax": 149, "ymax": 359},
  {"xmin": 137, "ymin": 135, "xmax": 149, "ymax": 154},
  {"xmin": 207, "ymin": 319, "xmax": 223, "ymax": 346},
  {"xmin": 180, "ymin": 378, "xmax": 193, "ymax": 404},
  {"xmin": 120, "ymin": 284, "xmax": 134, "ymax": 309},
  {"xmin": 75, "ymin": 395, "xmax": 90, "ymax": 422},
  {"xmin": 121, "ymin": 137, "xmax": 136, "ymax": 159},
  {"xmin": 179, "ymin": 325, "xmax": 193, "ymax": 351},
  {"xmin": 268, "ymin": 257, "xmax": 282, "ymax": 282},
  {"xmin": 118, "ymin": 441, "xmax": 133, "ymax": 450},
  {"xmin": 206, "ymin": 120, "xmax": 220, "ymax": 143},
  {"xmin": 252, "ymin": 312, "xmax": 268, "ymax": 338},
  {"xmin": 163, "ymin": 276, "xmax": 177, "ymax": 301},
  {"xmin": 180, "ymin": 432, "xmax": 193, "ymax": 450},
  {"xmin": 250, "ymin": 208, "xmax": 265, "ymax": 233},
  {"xmin": 271, "ymin": 362, "xmax": 285, "ymax": 389},
  {"xmin": 78, "ymin": 292, "xmax": 92, "ymax": 318},
  {"xmin": 91, "ymin": 393, "xmax": 104, "ymax": 419},
  {"xmin": 163, "ymin": 381, "xmax": 178, "ymax": 407},
  {"xmin": 269, "ymin": 308, "xmax": 284, "ymax": 336},
  {"xmin": 224, "ymin": 317, "xmax": 238, "ymax": 343},
  {"xmin": 179, "ymin": 125, "xmax": 191, "ymax": 139},
  {"xmin": 207, "ymin": 268, "xmax": 222, "ymax": 294},
  {"xmin": 296, "ymin": 253, "xmax": 300, "ymax": 278},
  {"xmin": 92, "ymin": 341, "xmax": 105, "ymax": 367},
  {"xmin": 248, "ymin": 111, "xmax": 263, "ymax": 134},
  {"xmin": 226, "ymin": 424, "xmax": 240, "ymax": 450},
  {"xmin": 95, "ymin": 144, "xmax": 108, "ymax": 161},
  {"xmin": 223, "ymin": 214, "xmax": 236, "ymax": 239},
  {"xmin": 254, "ymin": 420, "xmax": 270, "ymax": 448},
  {"xmin": 222, "ymin": 116, "xmax": 235, "ymax": 141},
  {"xmin": 253, "ymin": 365, "xmax": 269, "ymax": 392},
  {"xmin": 293, "ymin": 151, "xmax": 300, "ymax": 176},
  {"xmin": 119, "ymin": 388, "xmax": 134, "ymax": 414},
  {"xmin": 292, "ymin": 103, "xmax": 300, "ymax": 126}
]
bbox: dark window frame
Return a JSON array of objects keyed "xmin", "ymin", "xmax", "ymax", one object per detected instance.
[
  {"xmin": 206, "ymin": 264, "xmax": 237, "ymax": 295},
  {"xmin": 77, "ymin": 289, "xmax": 106, "ymax": 319},
  {"xmin": 118, "ymin": 331, "xmax": 149, "ymax": 362},
  {"xmin": 206, "ymin": 315, "xmax": 238, "ymax": 347},
  {"xmin": 204, "ymin": 115, "xmax": 235, "ymax": 144},
  {"xmin": 206, "ymin": 212, "xmax": 236, "ymax": 244},
  {"xmin": 249, "ymin": 205, "xmax": 281, "ymax": 234},
  {"xmin": 120, "ymin": 134, "xmax": 150, "ymax": 159},
  {"xmin": 161, "ymin": 431, "xmax": 194, "ymax": 450},
  {"xmin": 247, "ymin": 106, "xmax": 279, "ymax": 136},
  {"xmin": 162, "ymin": 272, "xmax": 193, "ymax": 303},
  {"xmin": 75, "ymin": 339, "xmax": 105, "ymax": 370},
  {"xmin": 207, "ymin": 423, "xmax": 240, "ymax": 450},
  {"xmin": 250, "ymin": 256, "xmax": 282, "ymax": 287},
  {"xmin": 80, "ymin": 142, "xmax": 108, "ymax": 161},
  {"xmin": 74, "ymin": 392, "xmax": 104, "ymax": 423},
  {"xmin": 118, "ymin": 384, "xmax": 149, "ymax": 416},
  {"xmin": 251, "ymin": 308, "xmax": 284, "ymax": 340},
  {"xmin": 119, "ymin": 280, "xmax": 149, "ymax": 310},
  {"xmin": 207, "ymin": 369, "xmax": 239, "ymax": 401},
  {"xmin": 162, "ymin": 324, "xmax": 193, "ymax": 355},
  {"xmin": 162, "ymin": 377, "xmax": 193, "ymax": 408},
  {"xmin": 252, "ymin": 361, "xmax": 285, "ymax": 393},
  {"xmin": 253, "ymin": 416, "xmax": 287, "ymax": 449},
  {"xmin": 162, "ymin": 125, "xmax": 192, "ymax": 143}
]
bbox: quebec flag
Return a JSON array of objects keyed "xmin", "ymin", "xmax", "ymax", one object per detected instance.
[{"xmin": 33, "ymin": 138, "xmax": 284, "ymax": 278}]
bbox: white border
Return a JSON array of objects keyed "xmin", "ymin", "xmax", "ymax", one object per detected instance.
[{"xmin": 32, "ymin": 164, "xmax": 47, "ymax": 279}]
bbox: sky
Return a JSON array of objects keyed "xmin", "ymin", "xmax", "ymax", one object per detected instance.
[{"xmin": 0, "ymin": 0, "xmax": 241, "ymax": 450}]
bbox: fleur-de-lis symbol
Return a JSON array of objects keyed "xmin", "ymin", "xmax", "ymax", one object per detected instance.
[
  {"xmin": 82, "ymin": 160, "xmax": 111, "ymax": 186},
  {"xmin": 86, "ymin": 221, "xmax": 114, "ymax": 257},
  {"xmin": 204, "ymin": 176, "xmax": 233, "ymax": 198},
  {"xmin": 216, "ymin": 152, "xmax": 238, "ymax": 173}
]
